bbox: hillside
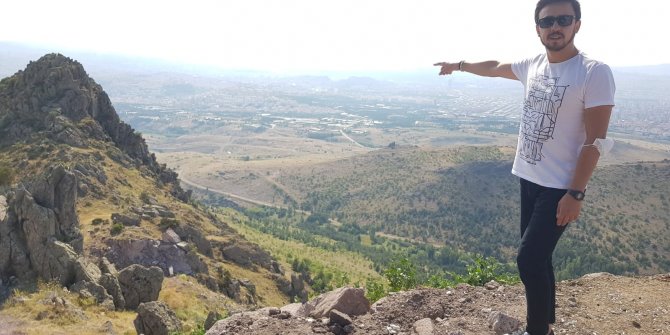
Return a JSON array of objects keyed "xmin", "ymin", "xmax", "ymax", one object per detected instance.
[
  {"xmin": 186, "ymin": 145, "xmax": 670, "ymax": 280},
  {"xmin": 0, "ymin": 54, "xmax": 301, "ymax": 334}
]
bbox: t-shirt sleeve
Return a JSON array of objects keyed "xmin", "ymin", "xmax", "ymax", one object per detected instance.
[
  {"xmin": 511, "ymin": 58, "xmax": 533, "ymax": 83},
  {"xmin": 584, "ymin": 63, "xmax": 616, "ymax": 109}
]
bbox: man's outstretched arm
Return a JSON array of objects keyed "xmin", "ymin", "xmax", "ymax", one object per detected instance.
[{"xmin": 434, "ymin": 61, "xmax": 518, "ymax": 80}]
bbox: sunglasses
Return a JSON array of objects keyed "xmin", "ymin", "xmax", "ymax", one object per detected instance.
[{"xmin": 537, "ymin": 15, "xmax": 575, "ymax": 28}]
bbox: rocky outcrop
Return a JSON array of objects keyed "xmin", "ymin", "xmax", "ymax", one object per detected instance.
[
  {"xmin": 117, "ymin": 264, "xmax": 164, "ymax": 310},
  {"xmin": 0, "ymin": 53, "xmax": 190, "ymax": 202},
  {"xmin": 0, "ymin": 165, "xmax": 83, "ymax": 286},
  {"xmin": 104, "ymin": 238, "xmax": 208, "ymax": 276},
  {"xmin": 134, "ymin": 301, "xmax": 182, "ymax": 335}
]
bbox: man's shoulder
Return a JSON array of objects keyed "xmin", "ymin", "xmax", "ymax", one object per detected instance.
[{"xmin": 577, "ymin": 52, "xmax": 611, "ymax": 71}]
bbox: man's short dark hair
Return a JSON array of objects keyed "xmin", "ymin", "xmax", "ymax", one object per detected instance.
[{"xmin": 535, "ymin": 0, "xmax": 581, "ymax": 24}]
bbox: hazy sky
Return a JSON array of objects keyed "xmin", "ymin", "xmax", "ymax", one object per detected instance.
[{"xmin": 2, "ymin": 0, "xmax": 668, "ymax": 74}]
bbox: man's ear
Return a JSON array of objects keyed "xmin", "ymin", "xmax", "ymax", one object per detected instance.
[
  {"xmin": 536, "ymin": 25, "xmax": 541, "ymax": 36},
  {"xmin": 575, "ymin": 20, "xmax": 581, "ymax": 34}
]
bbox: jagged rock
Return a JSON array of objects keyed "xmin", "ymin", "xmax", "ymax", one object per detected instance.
[
  {"xmin": 111, "ymin": 213, "xmax": 140, "ymax": 226},
  {"xmin": 309, "ymin": 287, "xmax": 370, "ymax": 318},
  {"xmin": 161, "ymin": 228, "xmax": 181, "ymax": 243},
  {"xmin": 487, "ymin": 311, "xmax": 522, "ymax": 335},
  {"xmin": 99, "ymin": 257, "xmax": 119, "ymax": 276},
  {"xmin": 133, "ymin": 301, "xmax": 182, "ymax": 335},
  {"xmin": 70, "ymin": 280, "xmax": 115, "ymax": 310},
  {"xmin": 74, "ymin": 257, "xmax": 102, "ymax": 283},
  {"xmin": 173, "ymin": 225, "xmax": 212, "ymax": 257},
  {"xmin": 99, "ymin": 273, "xmax": 126, "ymax": 310},
  {"xmin": 117, "ymin": 264, "xmax": 164, "ymax": 310}
]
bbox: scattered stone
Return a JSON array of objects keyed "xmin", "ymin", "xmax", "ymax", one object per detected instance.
[
  {"xmin": 485, "ymin": 280, "xmax": 501, "ymax": 290},
  {"xmin": 487, "ymin": 311, "xmax": 522, "ymax": 335}
]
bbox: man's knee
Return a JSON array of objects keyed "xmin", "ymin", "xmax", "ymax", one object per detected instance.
[{"xmin": 517, "ymin": 251, "xmax": 548, "ymax": 278}]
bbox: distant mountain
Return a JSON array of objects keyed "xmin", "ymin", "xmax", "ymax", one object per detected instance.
[{"xmin": 614, "ymin": 64, "xmax": 670, "ymax": 76}]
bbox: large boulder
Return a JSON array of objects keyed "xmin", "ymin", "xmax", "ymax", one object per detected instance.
[
  {"xmin": 133, "ymin": 301, "xmax": 182, "ymax": 335},
  {"xmin": 117, "ymin": 264, "xmax": 164, "ymax": 310},
  {"xmin": 308, "ymin": 287, "xmax": 370, "ymax": 318}
]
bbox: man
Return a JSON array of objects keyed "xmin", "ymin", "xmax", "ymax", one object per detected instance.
[{"xmin": 434, "ymin": 0, "xmax": 615, "ymax": 334}]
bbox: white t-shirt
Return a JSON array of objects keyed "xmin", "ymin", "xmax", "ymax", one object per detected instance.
[{"xmin": 511, "ymin": 52, "xmax": 615, "ymax": 189}]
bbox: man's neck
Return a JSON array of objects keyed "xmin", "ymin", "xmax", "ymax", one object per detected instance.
[{"xmin": 546, "ymin": 45, "xmax": 579, "ymax": 63}]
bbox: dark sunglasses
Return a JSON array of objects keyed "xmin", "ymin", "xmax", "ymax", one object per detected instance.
[{"xmin": 537, "ymin": 15, "xmax": 575, "ymax": 28}]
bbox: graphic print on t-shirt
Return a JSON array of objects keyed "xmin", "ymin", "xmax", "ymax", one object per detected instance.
[{"xmin": 520, "ymin": 75, "xmax": 568, "ymax": 164}]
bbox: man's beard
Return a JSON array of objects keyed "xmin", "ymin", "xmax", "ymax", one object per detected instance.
[{"xmin": 541, "ymin": 31, "xmax": 576, "ymax": 52}]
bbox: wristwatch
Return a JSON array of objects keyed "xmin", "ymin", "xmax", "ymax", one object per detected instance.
[{"xmin": 567, "ymin": 189, "xmax": 586, "ymax": 201}]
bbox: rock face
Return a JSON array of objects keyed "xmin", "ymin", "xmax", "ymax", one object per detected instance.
[
  {"xmin": 133, "ymin": 301, "xmax": 182, "ymax": 335},
  {"xmin": 0, "ymin": 165, "xmax": 82, "ymax": 286},
  {"xmin": 117, "ymin": 264, "xmax": 164, "ymax": 310},
  {"xmin": 105, "ymin": 238, "xmax": 207, "ymax": 276}
]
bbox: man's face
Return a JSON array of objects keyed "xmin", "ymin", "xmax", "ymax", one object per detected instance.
[{"xmin": 536, "ymin": 2, "xmax": 581, "ymax": 52}]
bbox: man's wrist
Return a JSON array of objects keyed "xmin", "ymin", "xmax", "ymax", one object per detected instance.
[{"xmin": 567, "ymin": 189, "xmax": 586, "ymax": 201}]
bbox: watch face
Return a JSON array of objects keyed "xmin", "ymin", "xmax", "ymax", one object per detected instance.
[{"xmin": 569, "ymin": 190, "xmax": 585, "ymax": 200}]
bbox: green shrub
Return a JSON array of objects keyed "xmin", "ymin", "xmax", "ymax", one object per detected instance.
[
  {"xmin": 110, "ymin": 223, "xmax": 124, "ymax": 235},
  {"xmin": 384, "ymin": 257, "xmax": 417, "ymax": 292},
  {"xmin": 451, "ymin": 255, "xmax": 519, "ymax": 286},
  {"xmin": 364, "ymin": 277, "xmax": 386, "ymax": 303}
]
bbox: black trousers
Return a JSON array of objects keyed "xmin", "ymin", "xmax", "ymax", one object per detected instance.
[{"xmin": 517, "ymin": 178, "xmax": 568, "ymax": 335}]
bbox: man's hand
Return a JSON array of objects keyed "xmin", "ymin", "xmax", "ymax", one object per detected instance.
[
  {"xmin": 434, "ymin": 62, "xmax": 459, "ymax": 76},
  {"xmin": 556, "ymin": 193, "xmax": 582, "ymax": 226}
]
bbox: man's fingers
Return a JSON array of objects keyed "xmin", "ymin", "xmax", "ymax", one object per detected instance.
[{"xmin": 434, "ymin": 62, "xmax": 447, "ymax": 66}]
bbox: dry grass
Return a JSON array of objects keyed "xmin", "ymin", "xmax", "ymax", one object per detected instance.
[
  {"xmin": 159, "ymin": 275, "xmax": 235, "ymax": 332},
  {"xmin": 0, "ymin": 281, "xmax": 137, "ymax": 335}
]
